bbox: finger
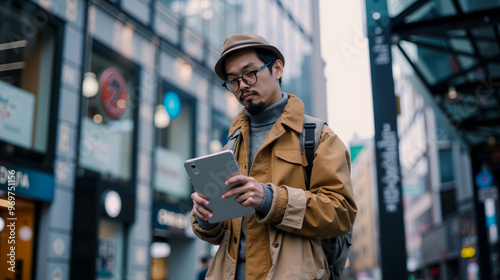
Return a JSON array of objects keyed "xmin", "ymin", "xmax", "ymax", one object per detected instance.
[
  {"xmin": 192, "ymin": 192, "xmax": 208, "ymax": 201},
  {"xmin": 234, "ymin": 191, "xmax": 261, "ymax": 207},
  {"xmin": 194, "ymin": 204, "xmax": 213, "ymax": 221},
  {"xmin": 194, "ymin": 207, "xmax": 209, "ymax": 221},
  {"xmin": 234, "ymin": 192, "xmax": 251, "ymax": 204},
  {"xmin": 197, "ymin": 192, "xmax": 209, "ymax": 200},
  {"xmin": 192, "ymin": 193, "xmax": 213, "ymax": 221},
  {"xmin": 240, "ymin": 196, "xmax": 257, "ymax": 207},
  {"xmin": 235, "ymin": 183, "xmax": 264, "ymax": 207},
  {"xmin": 225, "ymin": 174, "xmax": 248, "ymax": 186},
  {"xmin": 192, "ymin": 192, "xmax": 210, "ymax": 207},
  {"xmin": 197, "ymin": 207, "xmax": 213, "ymax": 221},
  {"xmin": 221, "ymin": 184, "xmax": 246, "ymax": 199}
]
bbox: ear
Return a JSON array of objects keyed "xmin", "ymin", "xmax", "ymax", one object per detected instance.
[{"xmin": 273, "ymin": 59, "xmax": 284, "ymax": 80}]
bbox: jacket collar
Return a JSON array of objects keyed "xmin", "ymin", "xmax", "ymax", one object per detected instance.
[{"xmin": 228, "ymin": 94, "xmax": 305, "ymax": 136}]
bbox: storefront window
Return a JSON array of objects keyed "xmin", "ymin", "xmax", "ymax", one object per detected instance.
[
  {"xmin": 0, "ymin": 3, "xmax": 57, "ymax": 161},
  {"xmin": 150, "ymin": 238, "xmax": 171, "ymax": 280},
  {"xmin": 97, "ymin": 219, "xmax": 125, "ymax": 280},
  {"xmin": 79, "ymin": 46, "xmax": 137, "ymax": 182},
  {"xmin": 0, "ymin": 194, "xmax": 36, "ymax": 280},
  {"xmin": 154, "ymin": 88, "xmax": 195, "ymax": 201},
  {"xmin": 210, "ymin": 111, "xmax": 231, "ymax": 153}
]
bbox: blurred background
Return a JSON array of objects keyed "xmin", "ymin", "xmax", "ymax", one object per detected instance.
[{"xmin": 0, "ymin": 0, "xmax": 499, "ymax": 279}]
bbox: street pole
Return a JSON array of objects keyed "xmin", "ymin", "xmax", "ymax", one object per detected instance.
[{"xmin": 365, "ymin": 0, "xmax": 408, "ymax": 279}]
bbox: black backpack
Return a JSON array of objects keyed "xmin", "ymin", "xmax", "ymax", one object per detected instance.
[
  {"xmin": 226, "ymin": 114, "xmax": 353, "ymax": 280},
  {"xmin": 301, "ymin": 115, "xmax": 353, "ymax": 280}
]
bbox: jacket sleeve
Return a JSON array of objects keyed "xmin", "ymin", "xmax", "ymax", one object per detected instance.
[
  {"xmin": 255, "ymin": 125, "xmax": 357, "ymax": 239},
  {"xmin": 190, "ymin": 210, "xmax": 227, "ymax": 245}
]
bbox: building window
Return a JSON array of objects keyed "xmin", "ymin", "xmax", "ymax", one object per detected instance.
[
  {"xmin": 0, "ymin": 2, "xmax": 58, "ymax": 165},
  {"xmin": 79, "ymin": 44, "xmax": 138, "ymax": 182},
  {"xmin": 154, "ymin": 87, "xmax": 195, "ymax": 202},
  {"xmin": 440, "ymin": 189, "xmax": 456, "ymax": 218},
  {"xmin": 159, "ymin": 0, "xmax": 184, "ymax": 19},
  {"xmin": 439, "ymin": 148, "xmax": 455, "ymax": 183}
]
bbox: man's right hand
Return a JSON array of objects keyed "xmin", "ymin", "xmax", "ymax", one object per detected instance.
[{"xmin": 191, "ymin": 192, "xmax": 213, "ymax": 221}]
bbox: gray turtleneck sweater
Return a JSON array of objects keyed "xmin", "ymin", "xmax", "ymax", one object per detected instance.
[
  {"xmin": 197, "ymin": 93, "xmax": 289, "ymax": 280},
  {"xmin": 235, "ymin": 93, "xmax": 288, "ymax": 279}
]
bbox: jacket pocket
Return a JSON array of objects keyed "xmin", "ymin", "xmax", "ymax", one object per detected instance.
[
  {"xmin": 275, "ymin": 148, "xmax": 307, "ymax": 166},
  {"xmin": 267, "ymin": 231, "xmax": 329, "ymax": 280},
  {"xmin": 206, "ymin": 230, "xmax": 235, "ymax": 280},
  {"xmin": 273, "ymin": 149, "xmax": 307, "ymax": 188}
]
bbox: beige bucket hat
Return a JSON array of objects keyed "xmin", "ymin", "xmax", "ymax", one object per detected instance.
[{"xmin": 214, "ymin": 33, "xmax": 285, "ymax": 80}]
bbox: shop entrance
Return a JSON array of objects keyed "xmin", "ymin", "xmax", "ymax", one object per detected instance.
[{"xmin": 0, "ymin": 195, "xmax": 36, "ymax": 280}]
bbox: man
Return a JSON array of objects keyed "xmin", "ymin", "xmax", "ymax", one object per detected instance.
[
  {"xmin": 190, "ymin": 34, "xmax": 357, "ymax": 280},
  {"xmin": 197, "ymin": 256, "xmax": 210, "ymax": 280}
]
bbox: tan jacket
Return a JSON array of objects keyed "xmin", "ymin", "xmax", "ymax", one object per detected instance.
[{"xmin": 191, "ymin": 94, "xmax": 357, "ymax": 280}]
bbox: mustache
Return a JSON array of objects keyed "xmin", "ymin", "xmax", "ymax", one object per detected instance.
[{"xmin": 239, "ymin": 90, "xmax": 259, "ymax": 102}]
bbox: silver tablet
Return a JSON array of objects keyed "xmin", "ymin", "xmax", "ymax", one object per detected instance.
[{"xmin": 184, "ymin": 150, "xmax": 255, "ymax": 223}]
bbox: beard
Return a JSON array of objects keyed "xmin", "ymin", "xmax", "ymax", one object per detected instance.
[
  {"xmin": 241, "ymin": 90, "xmax": 265, "ymax": 115},
  {"xmin": 246, "ymin": 101, "xmax": 266, "ymax": 115}
]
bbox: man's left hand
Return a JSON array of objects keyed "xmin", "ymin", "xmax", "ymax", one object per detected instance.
[{"xmin": 222, "ymin": 175, "xmax": 265, "ymax": 208}]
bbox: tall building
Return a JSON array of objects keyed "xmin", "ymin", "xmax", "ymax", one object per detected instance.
[
  {"xmin": 364, "ymin": 0, "xmax": 500, "ymax": 278},
  {"xmin": 347, "ymin": 138, "xmax": 380, "ymax": 280},
  {"xmin": 0, "ymin": 0, "xmax": 326, "ymax": 279},
  {"xmin": 393, "ymin": 53, "xmax": 476, "ymax": 279},
  {"xmin": 348, "ymin": 51, "xmax": 478, "ymax": 280}
]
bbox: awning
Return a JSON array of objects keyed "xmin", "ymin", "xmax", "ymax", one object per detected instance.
[{"xmin": 390, "ymin": 0, "xmax": 500, "ymax": 148}]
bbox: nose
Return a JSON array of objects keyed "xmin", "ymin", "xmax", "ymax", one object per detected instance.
[{"xmin": 239, "ymin": 77, "xmax": 250, "ymax": 91}]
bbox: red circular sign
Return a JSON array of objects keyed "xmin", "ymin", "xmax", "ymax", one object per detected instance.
[{"xmin": 99, "ymin": 68, "xmax": 128, "ymax": 119}]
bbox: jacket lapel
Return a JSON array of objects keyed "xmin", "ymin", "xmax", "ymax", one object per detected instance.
[{"xmin": 252, "ymin": 94, "xmax": 305, "ymax": 153}]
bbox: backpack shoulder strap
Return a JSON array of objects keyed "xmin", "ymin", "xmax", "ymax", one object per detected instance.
[
  {"xmin": 302, "ymin": 116, "xmax": 350, "ymax": 280},
  {"xmin": 301, "ymin": 115, "xmax": 327, "ymax": 190},
  {"xmin": 225, "ymin": 128, "xmax": 241, "ymax": 153}
]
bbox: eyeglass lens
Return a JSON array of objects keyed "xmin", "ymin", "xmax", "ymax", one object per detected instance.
[{"xmin": 226, "ymin": 71, "xmax": 257, "ymax": 92}]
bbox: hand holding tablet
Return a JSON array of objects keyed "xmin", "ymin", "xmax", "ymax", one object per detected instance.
[{"xmin": 185, "ymin": 150, "xmax": 256, "ymax": 223}]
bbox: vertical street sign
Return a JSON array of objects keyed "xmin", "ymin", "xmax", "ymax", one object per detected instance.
[{"xmin": 365, "ymin": 0, "xmax": 408, "ymax": 279}]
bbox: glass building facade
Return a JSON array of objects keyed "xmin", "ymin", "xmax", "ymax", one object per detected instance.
[
  {"xmin": 0, "ymin": 0, "xmax": 326, "ymax": 279},
  {"xmin": 363, "ymin": 0, "xmax": 500, "ymax": 279}
]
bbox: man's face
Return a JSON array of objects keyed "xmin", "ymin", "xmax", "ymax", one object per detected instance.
[{"xmin": 224, "ymin": 49, "xmax": 283, "ymax": 114}]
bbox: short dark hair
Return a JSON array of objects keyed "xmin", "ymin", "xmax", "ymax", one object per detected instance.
[{"xmin": 254, "ymin": 48, "xmax": 282, "ymax": 86}]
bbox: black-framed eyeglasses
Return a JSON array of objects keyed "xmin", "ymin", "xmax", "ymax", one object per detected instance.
[{"xmin": 222, "ymin": 62, "xmax": 273, "ymax": 93}]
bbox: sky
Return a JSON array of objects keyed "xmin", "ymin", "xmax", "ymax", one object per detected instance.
[{"xmin": 319, "ymin": 0, "xmax": 375, "ymax": 146}]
